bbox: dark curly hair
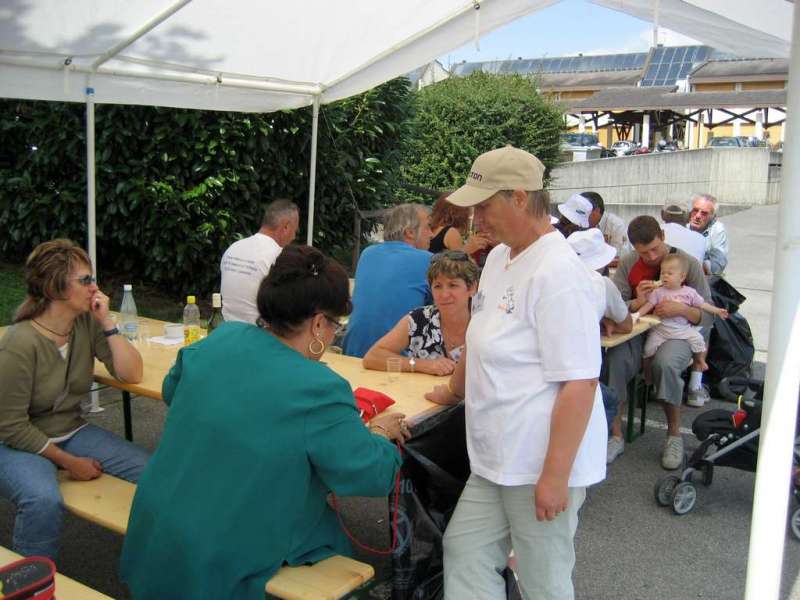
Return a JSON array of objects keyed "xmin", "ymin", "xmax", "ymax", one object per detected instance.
[
  {"xmin": 256, "ymin": 245, "xmax": 351, "ymax": 336},
  {"xmin": 430, "ymin": 192, "xmax": 470, "ymax": 235}
]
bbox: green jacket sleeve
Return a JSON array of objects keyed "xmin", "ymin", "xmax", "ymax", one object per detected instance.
[
  {"xmin": 0, "ymin": 345, "xmax": 50, "ymax": 454},
  {"xmin": 304, "ymin": 375, "xmax": 401, "ymax": 498},
  {"xmin": 161, "ymin": 348, "xmax": 184, "ymax": 407}
]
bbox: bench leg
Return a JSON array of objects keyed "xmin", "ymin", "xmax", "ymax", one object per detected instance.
[
  {"xmin": 123, "ymin": 391, "xmax": 133, "ymax": 442},
  {"xmin": 625, "ymin": 376, "xmax": 649, "ymax": 444}
]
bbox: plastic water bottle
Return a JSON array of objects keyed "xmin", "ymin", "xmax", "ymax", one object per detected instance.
[
  {"xmin": 207, "ymin": 293, "xmax": 224, "ymax": 334},
  {"xmin": 183, "ymin": 295, "xmax": 201, "ymax": 345},
  {"xmin": 119, "ymin": 284, "xmax": 139, "ymax": 341}
]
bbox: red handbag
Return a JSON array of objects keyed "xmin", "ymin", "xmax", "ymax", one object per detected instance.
[
  {"xmin": 354, "ymin": 387, "xmax": 395, "ymax": 423},
  {"xmin": 0, "ymin": 556, "xmax": 56, "ymax": 600}
]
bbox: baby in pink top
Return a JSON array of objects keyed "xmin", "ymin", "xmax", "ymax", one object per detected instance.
[{"xmin": 637, "ymin": 254, "xmax": 728, "ymax": 374}]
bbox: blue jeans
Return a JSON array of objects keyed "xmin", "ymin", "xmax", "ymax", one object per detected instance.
[
  {"xmin": 600, "ymin": 382, "xmax": 619, "ymax": 431},
  {"xmin": 0, "ymin": 424, "xmax": 149, "ymax": 560}
]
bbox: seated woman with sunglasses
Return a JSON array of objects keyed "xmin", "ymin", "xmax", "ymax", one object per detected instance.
[
  {"xmin": 363, "ymin": 250, "xmax": 479, "ymax": 376},
  {"xmin": 0, "ymin": 239, "xmax": 148, "ymax": 561},
  {"xmin": 121, "ymin": 245, "xmax": 409, "ymax": 600}
]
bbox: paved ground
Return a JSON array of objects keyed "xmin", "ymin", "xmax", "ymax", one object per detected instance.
[{"xmin": 1, "ymin": 204, "xmax": 796, "ymax": 599}]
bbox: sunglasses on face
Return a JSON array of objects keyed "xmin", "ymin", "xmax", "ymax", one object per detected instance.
[{"xmin": 73, "ymin": 274, "xmax": 97, "ymax": 286}]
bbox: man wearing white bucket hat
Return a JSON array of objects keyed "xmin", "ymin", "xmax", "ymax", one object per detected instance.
[
  {"xmin": 554, "ymin": 193, "xmax": 592, "ymax": 237},
  {"xmin": 568, "ymin": 229, "xmax": 633, "ymax": 463},
  {"xmin": 441, "ymin": 146, "xmax": 606, "ymax": 600}
]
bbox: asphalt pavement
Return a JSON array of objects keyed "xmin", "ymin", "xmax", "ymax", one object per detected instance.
[{"xmin": 1, "ymin": 204, "xmax": 797, "ymax": 599}]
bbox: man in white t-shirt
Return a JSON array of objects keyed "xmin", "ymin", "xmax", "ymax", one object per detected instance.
[
  {"xmin": 437, "ymin": 147, "xmax": 607, "ymax": 600},
  {"xmin": 582, "ymin": 191, "xmax": 627, "ymax": 258},
  {"xmin": 661, "ymin": 202, "xmax": 705, "ymax": 267},
  {"xmin": 220, "ymin": 199, "xmax": 299, "ymax": 324}
]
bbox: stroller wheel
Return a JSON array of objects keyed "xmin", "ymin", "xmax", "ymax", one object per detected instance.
[
  {"xmin": 655, "ymin": 475, "xmax": 680, "ymax": 506},
  {"xmin": 790, "ymin": 507, "xmax": 800, "ymax": 541},
  {"xmin": 672, "ymin": 482, "xmax": 698, "ymax": 515}
]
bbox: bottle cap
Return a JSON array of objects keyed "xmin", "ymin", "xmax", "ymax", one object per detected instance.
[
  {"xmin": 187, "ymin": 295, "xmax": 196, "ymax": 304},
  {"xmin": 124, "ymin": 284, "xmax": 132, "ymax": 291},
  {"xmin": 212, "ymin": 293, "xmax": 222, "ymax": 307}
]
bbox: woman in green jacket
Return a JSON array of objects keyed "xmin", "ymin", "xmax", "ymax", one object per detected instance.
[{"xmin": 120, "ymin": 244, "xmax": 408, "ymax": 599}]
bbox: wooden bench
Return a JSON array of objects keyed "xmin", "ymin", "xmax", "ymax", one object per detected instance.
[
  {"xmin": 0, "ymin": 545, "xmax": 114, "ymax": 600},
  {"xmin": 57, "ymin": 473, "xmax": 374, "ymax": 599}
]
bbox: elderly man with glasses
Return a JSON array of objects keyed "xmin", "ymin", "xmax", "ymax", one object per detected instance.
[{"xmin": 688, "ymin": 193, "xmax": 729, "ymax": 275}]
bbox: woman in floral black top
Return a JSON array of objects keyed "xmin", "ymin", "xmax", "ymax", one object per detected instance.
[{"xmin": 363, "ymin": 251, "xmax": 479, "ymax": 376}]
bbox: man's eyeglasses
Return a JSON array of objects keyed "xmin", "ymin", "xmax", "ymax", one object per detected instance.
[
  {"xmin": 431, "ymin": 250, "xmax": 470, "ymax": 263},
  {"xmin": 73, "ymin": 274, "xmax": 96, "ymax": 286}
]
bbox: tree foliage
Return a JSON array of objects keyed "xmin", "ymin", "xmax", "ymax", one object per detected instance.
[
  {"xmin": 0, "ymin": 77, "xmax": 414, "ymax": 295},
  {"xmin": 398, "ymin": 72, "xmax": 564, "ymax": 201}
]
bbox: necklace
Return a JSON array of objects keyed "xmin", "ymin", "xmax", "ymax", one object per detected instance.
[{"xmin": 33, "ymin": 319, "xmax": 73, "ymax": 338}]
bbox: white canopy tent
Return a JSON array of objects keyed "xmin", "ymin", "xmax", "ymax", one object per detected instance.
[{"xmin": 1, "ymin": 1, "xmax": 797, "ymax": 598}]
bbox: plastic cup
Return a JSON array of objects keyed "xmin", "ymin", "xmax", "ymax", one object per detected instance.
[{"xmin": 386, "ymin": 357, "xmax": 402, "ymax": 383}]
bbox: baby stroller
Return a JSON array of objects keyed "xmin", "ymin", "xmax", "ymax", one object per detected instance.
[{"xmin": 654, "ymin": 377, "xmax": 800, "ymax": 538}]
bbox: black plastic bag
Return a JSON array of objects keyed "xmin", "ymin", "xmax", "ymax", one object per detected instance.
[
  {"xmin": 705, "ymin": 276, "xmax": 754, "ymax": 388},
  {"xmin": 706, "ymin": 312, "xmax": 755, "ymax": 388},
  {"xmin": 389, "ymin": 404, "xmax": 519, "ymax": 600},
  {"xmin": 708, "ymin": 275, "xmax": 747, "ymax": 313}
]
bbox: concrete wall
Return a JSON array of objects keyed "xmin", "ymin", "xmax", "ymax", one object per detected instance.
[{"xmin": 549, "ymin": 147, "xmax": 780, "ymax": 209}]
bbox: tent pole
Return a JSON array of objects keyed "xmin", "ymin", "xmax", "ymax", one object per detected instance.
[
  {"xmin": 306, "ymin": 95, "xmax": 320, "ymax": 247},
  {"xmin": 86, "ymin": 85, "xmax": 97, "ymax": 272},
  {"xmin": 85, "ymin": 83, "xmax": 104, "ymax": 414},
  {"xmin": 744, "ymin": 2, "xmax": 800, "ymax": 599}
]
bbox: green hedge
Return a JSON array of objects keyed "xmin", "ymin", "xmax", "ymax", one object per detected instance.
[
  {"xmin": 398, "ymin": 71, "xmax": 564, "ymax": 201},
  {"xmin": 0, "ymin": 78, "xmax": 413, "ymax": 295}
]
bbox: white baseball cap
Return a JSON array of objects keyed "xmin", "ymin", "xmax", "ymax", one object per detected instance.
[
  {"xmin": 567, "ymin": 228, "xmax": 617, "ymax": 271},
  {"xmin": 557, "ymin": 193, "xmax": 593, "ymax": 229}
]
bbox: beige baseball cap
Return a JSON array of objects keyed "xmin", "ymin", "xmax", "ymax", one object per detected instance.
[{"xmin": 447, "ymin": 146, "xmax": 545, "ymax": 207}]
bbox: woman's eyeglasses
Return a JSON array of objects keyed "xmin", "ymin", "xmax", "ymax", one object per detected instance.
[
  {"xmin": 322, "ymin": 314, "xmax": 345, "ymax": 336},
  {"xmin": 73, "ymin": 275, "xmax": 97, "ymax": 286}
]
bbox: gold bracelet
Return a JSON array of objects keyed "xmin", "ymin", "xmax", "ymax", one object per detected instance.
[{"xmin": 447, "ymin": 380, "xmax": 463, "ymax": 399}]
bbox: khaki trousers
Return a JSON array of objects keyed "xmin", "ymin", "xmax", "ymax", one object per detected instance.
[{"xmin": 443, "ymin": 473, "xmax": 586, "ymax": 600}]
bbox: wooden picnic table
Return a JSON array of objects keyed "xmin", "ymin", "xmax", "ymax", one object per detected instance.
[{"xmin": 1, "ymin": 313, "xmax": 659, "ymax": 441}]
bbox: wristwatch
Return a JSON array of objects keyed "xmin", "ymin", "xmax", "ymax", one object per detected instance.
[
  {"xmin": 408, "ymin": 357, "xmax": 416, "ymax": 372},
  {"xmin": 103, "ymin": 327, "xmax": 120, "ymax": 338}
]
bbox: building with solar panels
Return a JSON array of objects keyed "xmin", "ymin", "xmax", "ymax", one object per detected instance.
[{"xmin": 446, "ymin": 45, "xmax": 787, "ymax": 152}]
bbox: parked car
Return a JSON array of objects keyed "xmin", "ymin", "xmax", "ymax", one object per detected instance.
[
  {"xmin": 632, "ymin": 146, "xmax": 651, "ymax": 155},
  {"xmin": 560, "ymin": 133, "xmax": 602, "ymax": 152},
  {"xmin": 654, "ymin": 140, "xmax": 679, "ymax": 152},
  {"xmin": 707, "ymin": 136, "xmax": 743, "ymax": 148},
  {"xmin": 611, "ymin": 140, "xmax": 639, "ymax": 156}
]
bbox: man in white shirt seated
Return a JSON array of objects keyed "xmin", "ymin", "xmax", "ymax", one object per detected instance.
[
  {"xmin": 689, "ymin": 193, "xmax": 729, "ymax": 275},
  {"xmin": 583, "ymin": 191, "xmax": 627, "ymax": 258},
  {"xmin": 661, "ymin": 202, "xmax": 706, "ymax": 267},
  {"xmin": 220, "ymin": 199, "xmax": 299, "ymax": 323}
]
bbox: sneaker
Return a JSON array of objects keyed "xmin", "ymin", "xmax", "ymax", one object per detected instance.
[
  {"xmin": 661, "ymin": 436, "xmax": 684, "ymax": 470},
  {"xmin": 606, "ymin": 436, "xmax": 625, "ymax": 464},
  {"xmin": 687, "ymin": 386, "xmax": 710, "ymax": 407}
]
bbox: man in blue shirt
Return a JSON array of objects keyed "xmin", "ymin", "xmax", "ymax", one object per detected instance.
[{"xmin": 343, "ymin": 204, "xmax": 433, "ymax": 357}]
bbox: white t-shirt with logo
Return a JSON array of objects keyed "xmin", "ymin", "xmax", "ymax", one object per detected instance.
[
  {"xmin": 220, "ymin": 233, "xmax": 282, "ymax": 324},
  {"xmin": 465, "ymin": 231, "xmax": 607, "ymax": 487}
]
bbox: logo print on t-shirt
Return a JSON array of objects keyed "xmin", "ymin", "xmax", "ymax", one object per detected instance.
[
  {"xmin": 498, "ymin": 286, "xmax": 515, "ymax": 314},
  {"xmin": 472, "ymin": 290, "xmax": 485, "ymax": 314}
]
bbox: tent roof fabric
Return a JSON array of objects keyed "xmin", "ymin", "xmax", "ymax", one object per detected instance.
[
  {"xmin": 0, "ymin": 0, "xmax": 559, "ymax": 112},
  {"xmin": 566, "ymin": 86, "xmax": 787, "ymax": 112},
  {"xmin": 690, "ymin": 58, "xmax": 790, "ymax": 81}
]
